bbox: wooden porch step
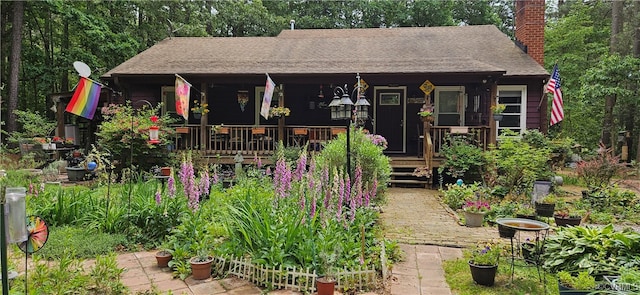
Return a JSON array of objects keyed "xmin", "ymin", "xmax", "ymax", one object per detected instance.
[
  {"xmin": 391, "ymin": 172, "xmax": 418, "ymax": 177},
  {"xmin": 388, "ymin": 179, "xmax": 430, "ymax": 188}
]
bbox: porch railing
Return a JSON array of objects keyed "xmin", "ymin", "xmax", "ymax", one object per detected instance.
[
  {"xmin": 430, "ymin": 126, "xmax": 490, "ymax": 157},
  {"xmin": 172, "ymin": 124, "xmax": 491, "ymax": 159},
  {"xmin": 172, "ymin": 125, "xmax": 340, "ymax": 156}
]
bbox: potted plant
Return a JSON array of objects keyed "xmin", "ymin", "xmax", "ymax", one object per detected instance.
[
  {"xmin": 557, "ymin": 271, "xmax": 597, "ymax": 295},
  {"xmin": 190, "ymin": 249, "xmax": 213, "ymax": 280},
  {"xmin": 268, "ymin": 106, "xmax": 291, "ymax": 119},
  {"xmin": 190, "ymin": 99, "xmax": 209, "ymax": 120},
  {"xmin": 463, "ymin": 200, "xmax": 490, "ymax": 227},
  {"xmin": 155, "ymin": 249, "xmax": 173, "ymax": 268},
  {"xmin": 515, "ymin": 203, "xmax": 537, "ymax": 220},
  {"xmin": 520, "ymin": 238, "xmax": 538, "ymax": 264},
  {"xmin": 534, "ymin": 194, "xmax": 556, "ymax": 217},
  {"xmin": 316, "ymin": 249, "xmax": 339, "ymax": 295},
  {"xmin": 417, "ymin": 104, "xmax": 434, "ymax": 122},
  {"xmin": 554, "ymin": 209, "xmax": 583, "ymax": 227},
  {"xmin": 465, "ymin": 242, "xmax": 500, "ymax": 286},
  {"xmin": 491, "ymin": 104, "xmax": 506, "ymax": 121}
]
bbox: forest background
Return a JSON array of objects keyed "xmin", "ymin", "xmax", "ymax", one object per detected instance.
[{"xmin": 1, "ymin": 0, "xmax": 639, "ymax": 159}]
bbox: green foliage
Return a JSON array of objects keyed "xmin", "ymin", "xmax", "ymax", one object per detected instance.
[
  {"xmin": 438, "ymin": 134, "xmax": 486, "ymax": 180},
  {"xmin": 439, "ymin": 182, "xmax": 480, "ymax": 210},
  {"xmin": 485, "ymin": 130, "xmax": 551, "ymax": 196},
  {"xmin": 443, "ymin": 258, "xmax": 558, "ymax": 294},
  {"xmin": 34, "ymin": 226, "xmax": 126, "ymax": 260},
  {"xmin": 541, "ymin": 225, "xmax": 640, "ymax": 275},
  {"xmin": 464, "ymin": 242, "xmax": 501, "ymax": 266},
  {"xmin": 11, "ymin": 252, "xmax": 126, "ymax": 294},
  {"xmin": 576, "ymin": 186, "xmax": 640, "ymax": 224},
  {"xmin": 575, "ymin": 144, "xmax": 627, "ymax": 188},
  {"xmin": 557, "ymin": 271, "xmax": 597, "ymax": 290},
  {"xmin": 95, "ymin": 103, "xmax": 178, "ymax": 175},
  {"xmin": 314, "ymin": 127, "xmax": 391, "ymax": 201},
  {"xmin": 7, "ymin": 110, "xmax": 57, "ymax": 142}
]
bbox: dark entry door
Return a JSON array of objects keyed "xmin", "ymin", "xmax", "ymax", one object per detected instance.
[{"xmin": 374, "ymin": 87, "xmax": 405, "ymax": 153}]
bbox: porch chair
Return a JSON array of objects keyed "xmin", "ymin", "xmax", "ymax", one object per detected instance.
[{"xmin": 291, "ymin": 128, "xmax": 308, "ymax": 147}]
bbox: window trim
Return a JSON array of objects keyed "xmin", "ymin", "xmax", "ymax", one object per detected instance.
[{"xmin": 496, "ymin": 85, "xmax": 527, "ymax": 136}]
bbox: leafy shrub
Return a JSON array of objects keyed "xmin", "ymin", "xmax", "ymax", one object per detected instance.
[
  {"xmin": 314, "ymin": 127, "xmax": 391, "ymax": 201},
  {"xmin": 541, "ymin": 225, "xmax": 640, "ymax": 275},
  {"xmin": 576, "ymin": 143, "xmax": 627, "ymax": 188},
  {"xmin": 485, "ymin": 130, "xmax": 551, "ymax": 196},
  {"xmin": 557, "ymin": 271, "xmax": 596, "ymax": 290},
  {"xmin": 439, "ymin": 182, "xmax": 480, "ymax": 210},
  {"xmin": 95, "ymin": 103, "xmax": 178, "ymax": 175},
  {"xmin": 438, "ymin": 134, "xmax": 485, "ymax": 180}
]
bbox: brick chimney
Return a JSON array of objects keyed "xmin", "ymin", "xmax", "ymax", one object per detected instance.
[{"xmin": 515, "ymin": 0, "xmax": 545, "ymax": 66}]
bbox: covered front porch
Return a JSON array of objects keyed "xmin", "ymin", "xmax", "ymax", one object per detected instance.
[{"xmin": 170, "ymin": 123, "xmax": 491, "ymax": 166}]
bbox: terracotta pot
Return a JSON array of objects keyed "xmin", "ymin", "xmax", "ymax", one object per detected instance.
[
  {"xmin": 155, "ymin": 251, "xmax": 172, "ymax": 268},
  {"xmin": 316, "ymin": 277, "xmax": 336, "ymax": 295},
  {"xmin": 468, "ymin": 262, "xmax": 497, "ymax": 286},
  {"xmin": 160, "ymin": 167, "xmax": 171, "ymax": 176},
  {"xmin": 190, "ymin": 256, "xmax": 213, "ymax": 280}
]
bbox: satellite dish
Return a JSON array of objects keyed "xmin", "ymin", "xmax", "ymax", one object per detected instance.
[{"xmin": 73, "ymin": 61, "xmax": 91, "ymax": 78}]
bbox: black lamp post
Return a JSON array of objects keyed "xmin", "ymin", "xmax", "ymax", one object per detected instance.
[{"xmin": 329, "ymin": 81, "xmax": 370, "ymax": 178}]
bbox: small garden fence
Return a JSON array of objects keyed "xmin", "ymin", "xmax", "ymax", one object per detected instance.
[{"xmin": 211, "ymin": 255, "xmax": 377, "ymax": 293}]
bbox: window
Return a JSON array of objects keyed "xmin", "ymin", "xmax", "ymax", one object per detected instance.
[
  {"xmin": 435, "ymin": 86, "xmax": 465, "ymax": 126},
  {"xmin": 496, "ymin": 85, "xmax": 527, "ymax": 135},
  {"xmin": 161, "ymin": 86, "xmax": 176, "ymax": 116}
]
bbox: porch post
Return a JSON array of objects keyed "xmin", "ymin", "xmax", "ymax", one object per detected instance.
[
  {"xmin": 277, "ymin": 84, "xmax": 285, "ymax": 142},
  {"xmin": 488, "ymin": 83, "xmax": 498, "ymax": 145},
  {"xmin": 200, "ymin": 83, "xmax": 208, "ymax": 151}
]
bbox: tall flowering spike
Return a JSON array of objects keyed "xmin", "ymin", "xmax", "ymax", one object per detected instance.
[
  {"xmin": 266, "ymin": 166, "xmax": 272, "ymax": 176},
  {"xmin": 327, "ymin": 167, "xmax": 339, "ymax": 211},
  {"xmin": 366, "ymin": 179, "xmax": 377, "ymax": 207},
  {"xmin": 349, "ymin": 197, "xmax": 356, "ymax": 222},
  {"xmin": 293, "ymin": 149, "xmax": 307, "ymax": 181},
  {"xmin": 310, "ymin": 194, "xmax": 317, "ymax": 219},
  {"xmin": 257, "ymin": 156, "xmax": 262, "ymax": 169},
  {"xmin": 308, "ymin": 158, "xmax": 316, "ymax": 176},
  {"xmin": 274, "ymin": 157, "xmax": 291, "ymax": 198},
  {"xmin": 200, "ymin": 169, "xmax": 210, "ymax": 197},
  {"xmin": 168, "ymin": 174, "xmax": 176, "ymax": 198},
  {"xmin": 345, "ymin": 174, "xmax": 351, "ymax": 205},
  {"xmin": 212, "ymin": 167, "xmax": 219, "ymax": 185},
  {"xmin": 353, "ymin": 165, "xmax": 363, "ymax": 207},
  {"xmin": 337, "ymin": 171, "xmax": 345, "ymax": 220},
  {"xmin": 40, "ymin": 183, "xmax": 45, "ymax": 193},
  {"xmin": 299, "ymin": 183, "xmax": 305, "ymax": 211},
  {"xmin": 155, "ymin": 190, "xmax": 162, "ymax": 205}
]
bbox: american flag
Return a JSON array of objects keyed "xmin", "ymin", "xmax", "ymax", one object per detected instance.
[{"xmin": 546, "ymin": 64, "xmax": 564, "ymax": 126}]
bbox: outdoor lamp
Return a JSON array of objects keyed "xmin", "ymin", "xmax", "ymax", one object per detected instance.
[
  {"xmin": 329, "ymin": 94, "xmax": 343, "ymax": 121},
  {"xmin": 339, "ymin": 90, "xmax": 354, "ymax": 120},
  {"xmin": 355, "ymin": 94, "xmax": 370, "ymax": 120}
]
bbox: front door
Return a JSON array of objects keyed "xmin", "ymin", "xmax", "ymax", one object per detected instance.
[{"xmin": 374, "ymin": 86, "xmax": 406, "ymax": 153}]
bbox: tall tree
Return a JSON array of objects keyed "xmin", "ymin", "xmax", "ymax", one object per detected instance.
[
  {"xmin": 7, "ymin": 1, "xmax": 24, "ymax": 134},
  {"xmin": 601, "ymin": 0, "xmax": 624, "ymax": 147}
]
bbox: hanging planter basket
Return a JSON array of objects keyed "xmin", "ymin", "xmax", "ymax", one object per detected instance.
[{"xmin": 493, "ymin": 114, "xmax": 503, "ymax": 121}]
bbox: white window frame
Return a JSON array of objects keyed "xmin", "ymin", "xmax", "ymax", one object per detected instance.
[
  {"xmin": 434, "ymin": 86, "xmax": 465, "ymax": 126},
  {"xmin": 496, "ymin": 85, "xmax": 527, "ymax": 136}
]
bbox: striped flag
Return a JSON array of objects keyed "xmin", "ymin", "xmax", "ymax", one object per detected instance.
[
  {"xmin": 546, "ymin": 64, "xmax": 564, "ymax": 126},
  {"xmin": 260, "ymin": 74, "xmax": 276, "ymax": 119},
  {"xmin": 66, "ymin": 77, "xmax": 101, "ymax": 119},
  {"xmin": 175, "ymin": 75, "xmax": 190, "ymax": 120}
]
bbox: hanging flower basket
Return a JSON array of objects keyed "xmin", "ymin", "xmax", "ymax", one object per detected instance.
[{"xmin": 493, "ymin": 114, "xmax": 503, "ymax": 121}]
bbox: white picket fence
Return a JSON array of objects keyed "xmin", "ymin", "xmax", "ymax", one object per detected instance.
[{"xmin": 211, "ymin": 255, "xmax": 377, "ymax": 293}]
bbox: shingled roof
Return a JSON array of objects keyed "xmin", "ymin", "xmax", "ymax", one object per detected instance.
[{"xmin": 103, "ymin": 25, "xmax": 548, "ymax": 78}]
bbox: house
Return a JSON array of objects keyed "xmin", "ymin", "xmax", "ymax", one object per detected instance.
[{"xmin": 95, "ymin": 0, "xmax": 548, "ymax": 182}]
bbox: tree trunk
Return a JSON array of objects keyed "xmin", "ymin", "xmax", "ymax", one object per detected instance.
[
  {"xmin": 634, "ymin": 1, "xmax": 640, "ymax": 162},
  {"xmin": 7, "ymin": 1, "xmax": 24, "ymax": 134},
  {"xmin": 601, "ymin": 0, "xmax": 624, "ymax": 148}
]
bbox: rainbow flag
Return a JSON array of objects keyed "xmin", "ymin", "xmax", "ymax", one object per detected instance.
[{"xmin": 66, "ymin": 77, "xmax": 101, "ymax": 119}]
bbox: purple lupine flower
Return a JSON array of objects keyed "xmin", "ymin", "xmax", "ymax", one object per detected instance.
[
  {"xmin": 366, "ymin": 179, "xmax": 377, "ymax": 207},
  {"xmin": 310, "ymin": 194, "xmax": 317, "ymax": 219},
  {"xmin": 155, "ymin": 190, "xmax": 162, "ymax": 205},
  {"xmin": 293, "ymin": 150, "xmax": 307, "ymax": 181},
  {"xmin": 308, "ymin": 159, "xmax": 316, "ymax": 176},
  {"xmin": 212, "ymin": 168, "xmax": 219, "ymax": 185},
  {"xmin": 353, "ymin": 165, "xmax": 363, "ymax": 207},
  {"xmin": 257, "ymin": 156, "xmax": 262, "ymax": 169},
  {"xmin": 265, "ymin": 166, "xmax": 271, "ymax": 176},
  {"xmin": 28, "ymin": 183, "xmax": 37, "ymax": 197},
  {"xmin": 168, "ymin": 175, "xmax": 176, "ymax": 198},
  {"xmin": 349, "ymin": 197, "xmax": 356, "ymax": 222},
  {"xmin": 345, "ymin": 174, "xmax": 351, "ymax": 205},
  {"xmin": 200, "ymin": 170, "xmax": 210, "ymax": 197},
  {"xmin": 336, "ymin": 172, "xmax": 345, "ymax": 220}
]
